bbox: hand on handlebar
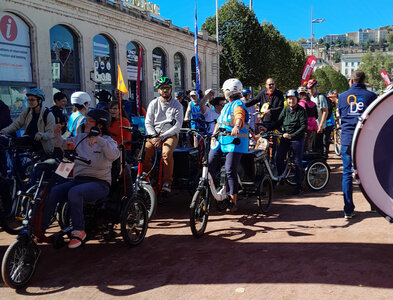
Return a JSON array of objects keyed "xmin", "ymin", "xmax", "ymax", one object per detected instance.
[
  {"xmin": 231, "ymin": 126, "xmax": 240, "ymax": 137},
  {"xmin": 283, "ymin": 133, "xmax": 292, "ymax": 139}
]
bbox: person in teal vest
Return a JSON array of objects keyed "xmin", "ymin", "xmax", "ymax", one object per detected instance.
[
  {"xmin": 184, "ymin": 90, "xmax": 204, "ymax": 147},
  {"xmin": 208, "ymin": 78, "xmax": 249, "ymax": 213},
  {"xmin": 66, "ymin": 92, "xmax": 91, "ymax": 137}
]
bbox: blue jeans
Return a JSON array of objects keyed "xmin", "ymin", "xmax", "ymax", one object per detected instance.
[
  {"xmin": 276, "ymin": 137, "xmax": 305, "ymax": 188},
  {"xmin": 341, "ymin": 145, "xmax": 354, "ymax": 214},
  {"xmin": 42, "ymin": 177, "xmax": 110, "ymax": 231},
  {"xmin": 208, "ymin": 149, "xmax": 242, "ymax": 195}
]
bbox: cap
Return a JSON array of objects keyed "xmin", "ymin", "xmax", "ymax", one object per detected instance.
[{"xmin": 190, "ymin": 91, "xmax": 197, "ymax": 96}]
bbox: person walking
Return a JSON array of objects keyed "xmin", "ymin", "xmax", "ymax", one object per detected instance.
[{"xmin": 338, "ymin": 71, "xmax": 377, "ymax": 219}]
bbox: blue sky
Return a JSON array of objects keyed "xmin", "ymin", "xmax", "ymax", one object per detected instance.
[{"xmin": 152, "ymin": 0, "xmax": 392, "ymax": 41}]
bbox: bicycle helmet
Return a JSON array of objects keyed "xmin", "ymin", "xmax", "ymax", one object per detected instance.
[
  {"xmin": 222, "ymin": 78, "xmax": 243, "ymax": 97},
  {"xmin": 155, "ymin": 76, "xmax": 172, "ymax": 89},
  {"xmin": 286, "ymin": 89, "xmax": 299, "ymax": 99},
  {"xmin": 26, "ymin": 88, "xmax": 45, "ymax": 102},
  {"xmin": 87, "ymin": 109, "xmax": 111, "ymax": 127},
  {"xmin": 71, "ymin": 91, "xmax": 91, "ymax": 106},
  {"xmin": 242, "ymin": 89, "xmax": 252, "ymax": 96},
  {"xmin": 307, "ymin": 79, "xmax": 318, "ymax": 89},
  {"xmin": 297, "ymin": 86, "xmax": 307, "ymax": 94}
]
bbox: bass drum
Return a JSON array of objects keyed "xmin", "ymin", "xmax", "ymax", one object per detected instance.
[{"xmin": 352, "ymin": 87, "xmax": 393, "ymax": 221}]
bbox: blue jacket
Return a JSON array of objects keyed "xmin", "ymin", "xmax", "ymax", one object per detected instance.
[{"xmin": 338, "ymin": 83, "xmax": 377, "ymax": 146}]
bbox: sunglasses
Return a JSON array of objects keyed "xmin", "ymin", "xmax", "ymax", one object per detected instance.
[{"xmin": 160, "ymin": 87, "xmax": 172, "ymax": 91}]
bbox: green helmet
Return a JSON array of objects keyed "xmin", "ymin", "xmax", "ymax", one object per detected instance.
[{"xmin": 155, "ymin": 76, "xmax": 172, "ymax": 89}]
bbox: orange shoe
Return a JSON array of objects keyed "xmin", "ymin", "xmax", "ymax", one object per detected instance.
[{"xmin": 68, "ymin": 230, "xmax": 86, "ymax": 248}]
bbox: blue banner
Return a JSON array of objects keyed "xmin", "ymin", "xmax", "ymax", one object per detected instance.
[{"xmin": 194, "ymin": 1, "xmax": 200, "ymax": 93}]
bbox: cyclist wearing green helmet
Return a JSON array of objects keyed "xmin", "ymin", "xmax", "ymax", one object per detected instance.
[{"xmin": 143, "ymin": 76, "xmax": 184, "ymax": 192}]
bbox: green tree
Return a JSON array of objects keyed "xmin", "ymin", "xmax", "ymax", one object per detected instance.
[
  {"xmin": 359, "ymin": 51, "xmax": 393, "ymax": 89},
  {"xmin": 202, "ymin": 0, "xmax": 265, "ymax": 87},
  {"xmin": 386, "ymin": 33, "xmax": 393, "ymax": 51},
  {"xmin": 312, "ymin": 69, "xmax": 331, "ymax": 94},
  {"xmin": 321, "ymin": 66, "xmax": 349, "ymax": 93}
]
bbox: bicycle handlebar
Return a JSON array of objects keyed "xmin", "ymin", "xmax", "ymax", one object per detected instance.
[{"xmin": 63, "ymin": 151, "xmax": 91, "ymax": 165}]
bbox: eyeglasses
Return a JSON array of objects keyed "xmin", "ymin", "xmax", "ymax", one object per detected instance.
[
  {"xmin": 27, "ymin": 97, "xmax": 38, "ymax": 102},
  {"xmin": 268, "ymin": 83, "xmax": 275, "ymax": 86}
]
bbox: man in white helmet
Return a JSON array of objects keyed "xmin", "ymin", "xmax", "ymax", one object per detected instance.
[
  {"xmin": 66, "ymin": 91, "xmax": 91, "ymax": 137},
  {"xmin": 209, "ymin": 78, "xmax": 249, "ymax": 212}
]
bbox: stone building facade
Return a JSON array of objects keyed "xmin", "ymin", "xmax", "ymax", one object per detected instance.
[{"xmin": 0, "ymin": 0, "xmax": 219, "ymax": 117}]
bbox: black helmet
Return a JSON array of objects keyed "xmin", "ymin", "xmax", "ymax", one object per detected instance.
[
  {"xmin": 286, "ymin": 89, "xmax": 300, "ymax": 99},
  {"xmin": 155, "ymin": 76, "xmax": 172, "ymax": 89},
  {"xmin": 87, "ymin": 109, "xmax": 111, "ymax": 127}
]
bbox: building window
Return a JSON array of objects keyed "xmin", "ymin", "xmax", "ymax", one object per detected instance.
[
  {"xmin": 0, "ymin": 12, "xmax": 34, "ymax": 119},
  {"xmin": 127, "ymin": 41, "xmax": 143, "ymax": 111},
  {"xmin": 173, "ymin": 52, "xmax": 184, "ymax": 93},
  {"xmin": 50, "ymin": 24, "xmax": 80, "ymax": 100},
  {"xmin": 93, "ymin": 34, "xmax": 115, "ymax": 93},
  {"xmin": 152, "ymin": 47, "xmax": 166, "ymax": 84},
  {"xmin": 191, "ymin": 56, "xmax": 201, "ymax": 90}
]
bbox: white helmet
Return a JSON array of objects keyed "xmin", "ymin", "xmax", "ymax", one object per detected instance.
[
  {"xmin": 222, "ymin": 78, "xmax": 243, "ymax": 97},
  {"xmin": 71, "ymin": 91, "xmax": 91, "ymax": 106}
]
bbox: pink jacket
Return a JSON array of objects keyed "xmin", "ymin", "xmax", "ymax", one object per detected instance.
[{"xmin": 299, "ymin": 99, "xmax": 318, "ymax": 131}]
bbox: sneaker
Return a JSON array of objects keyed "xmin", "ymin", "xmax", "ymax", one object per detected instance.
[
  {"xmin": 68, "ymin": 230, "xmax": 86, "ymax": 249},
  {"xmin": 161, "ymin": 182, "xmax": 171, "ymax": 193},
  {"xmin": 344, "ymin": 213, "xmax": 356, "ymax": 219}
]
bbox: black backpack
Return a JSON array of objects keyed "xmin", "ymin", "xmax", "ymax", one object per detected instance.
[{"xmin": 27, "ymin": 107, "xmax": 51, "ymax": 126}]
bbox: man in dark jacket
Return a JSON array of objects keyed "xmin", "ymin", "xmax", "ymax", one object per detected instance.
[
  {"xmin": 245, "ymin": 78, "xmax": 284, "ymax": 126},
  {"xmin": 50, "ymin": 92, "xmax": 68, "ymax": 134},
  {"xmin": 339, "ymin": 70, "xmax": 377, "ymax": 219},
  {"xmin": 0, "ymin": 99, "xmax": 12, "ymax": 176}
]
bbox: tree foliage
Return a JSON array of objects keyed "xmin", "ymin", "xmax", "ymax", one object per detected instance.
[
  {"xmin": 358, "ymin": 51, "xmax": 393, "ymax": 90},
  {"xmin": 201, "ymin": 0, "xmax": 305, "ymax": 91},
  {"xmin": 311, "ymin": 66, "xmax": 349, "ymax": 94}
]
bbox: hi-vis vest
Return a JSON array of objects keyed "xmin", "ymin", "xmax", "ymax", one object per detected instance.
[
  {"xmin": 190, "ymin": 101, "xmax": 202, "ymax": 129},
  {"xmin": 67, "ymin": 111, "xmax": 86, "ymax": 136},
  {"xmin": 213, "ymin": 99, "xmax": 249, "ymax": 153}
]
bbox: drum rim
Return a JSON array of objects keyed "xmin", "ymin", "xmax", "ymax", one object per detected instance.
[{"xmin": 351, "ymin": 89, "xmax": 393, "ymax": 222}]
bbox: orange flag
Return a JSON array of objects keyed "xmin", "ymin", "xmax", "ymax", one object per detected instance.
[{"xmin": 117, "ymin": 65, "xmax": 128, "ymax": 94}]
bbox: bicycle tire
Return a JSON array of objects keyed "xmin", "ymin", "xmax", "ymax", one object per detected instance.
[
  {"xmin": 121, "ymin": 196, "xmax": 148, "ymax": 246},
  {"xmin": 306, "ymin": 160, "xmax": 330, "ymax": 191},
  {"xmin": 139, "ymin": 182, "xmax": 157, "ymax": 220},
  {"xmin": 1, "ymin": 239, "xmax": 39, "ymax": 289},
  {"xmin": 284, "ymin": 164, "xmax": 297, "ymax": 186},
  {"xmin": 258, "ymin": 175, "xmax": 273, "ymax": 214},
  {"xmin": 189, "ymin": 186, "xmax": 209, "ymax": 238}
]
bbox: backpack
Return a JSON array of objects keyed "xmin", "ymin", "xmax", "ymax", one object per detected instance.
[{"xmin": 326, "ymin": 96, "xmax": 333, "ymax": 120}]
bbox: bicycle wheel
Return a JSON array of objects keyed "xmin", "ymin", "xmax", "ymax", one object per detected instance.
[
  {"xmin": 257, "ymin": 175, "xmax": 273, "ymax": 214},
  {"xmin": 1, "ymin": 239, "xmax": 39, "ymax": 289},
  {"xmin": 284, "ymin": 163, "xmax": 297, "ymax": 186},
  {"xmin": 121, "ymin": 196, "xmax": 148, "ymax": 246},
  {"xmin": 306, "ymin": 160, "xmax": 330, "ymax": 191},
  {"xmin": 139, "ymin": 182, "xmax": 157, "ymax": 220},
  {"xmin": 189, "ymin": 186, "xmax": 209, "ymax": 238},
  {"xmin": 334, "ymin": 129, "xmax": 342, "ymax": 156}
]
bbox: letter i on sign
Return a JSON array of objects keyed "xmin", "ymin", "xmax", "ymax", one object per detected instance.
[{"xmin": 6, "ymin": 18, "xmax": 12, "ymax": 39}]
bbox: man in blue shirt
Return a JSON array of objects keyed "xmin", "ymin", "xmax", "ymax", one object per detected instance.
[{"xmin": 338, "ymin": 71, "xmax": 377, "ymax": 219}]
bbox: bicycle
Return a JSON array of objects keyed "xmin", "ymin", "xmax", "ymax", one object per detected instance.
[
  {"xmin": 257, "ymin": 132, "xmax": 330, "ymax": 191},
  {"xmin": 188, "ymin": 128, "xmax": 273, "ymax": 238},
  {"xmin": 1, "ymin": 137, "xmax": 148, "ymax": 289},
  {"xmin": 0, "ymin": 135, "xmax": 47, "ymax": 234}
]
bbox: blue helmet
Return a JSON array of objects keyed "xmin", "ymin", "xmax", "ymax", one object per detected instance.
[
  {"xmin": 26, "ymin": 88, "xmax": 45, "ymax": 102},
  {"xmin": 242, "ymin": 89, "xmax": 252, "ymax": 96}
]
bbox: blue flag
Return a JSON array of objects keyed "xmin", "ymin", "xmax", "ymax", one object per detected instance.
[{"xmin": 194, "ymin": 1, "xmax": 200, "ymax": 93}]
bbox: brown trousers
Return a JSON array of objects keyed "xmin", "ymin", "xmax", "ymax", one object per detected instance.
[{"xmin": 142, "ymin": 135, "xmax": 178, "ymax": 184}]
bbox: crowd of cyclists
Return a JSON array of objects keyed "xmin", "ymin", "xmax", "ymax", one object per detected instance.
[{"xmin": 0, "ymin": 74, "xmax": 345, "ymax": 249}]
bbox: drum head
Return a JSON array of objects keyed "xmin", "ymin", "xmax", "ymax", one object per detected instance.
[{"xmin": 352, "ymin": 90, "xmax": 393, "ymax": 221}]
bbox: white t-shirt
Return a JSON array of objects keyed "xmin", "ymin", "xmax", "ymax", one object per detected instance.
[
  {"xmin": 203, "ymin": 107, "xmax": 219, "ymax": 134},
  {"xmin": 310, "ymin": 93, "xmax": 328, "ymax": 129}
]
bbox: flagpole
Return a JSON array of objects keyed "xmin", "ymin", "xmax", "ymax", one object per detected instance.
[
  {"xmin": 194, "ymin": 0, "xmax": 200, "ymax": 93},
  {"xmin": 216, "ymin": 0, "xmax": 220, "ymax": 90},
  {"xmin": 311, "ymin": 6, "xmax": 313, "ymax": 57}
]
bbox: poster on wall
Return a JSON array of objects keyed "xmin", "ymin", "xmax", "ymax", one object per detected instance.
[
  {"xmin": 0, "ymin": 12, "xmax": 32, "ymax": 82},
  {"xmin": 152, "ymin": 53, "xmax": 163, "ymax": 83},
  {"xmin": 93, "ymin": 35, "xmax": 113, "ymax": 85}
]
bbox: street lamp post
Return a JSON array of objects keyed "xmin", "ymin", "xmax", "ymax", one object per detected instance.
[{"xmin": 311, "ymin": 6, "xmax": 325, "ymax": 57}]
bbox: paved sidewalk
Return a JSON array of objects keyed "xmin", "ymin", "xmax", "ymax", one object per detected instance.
[{"xmin": 1, "ymin": 154, "xmax": 393, "ymax": 299}]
